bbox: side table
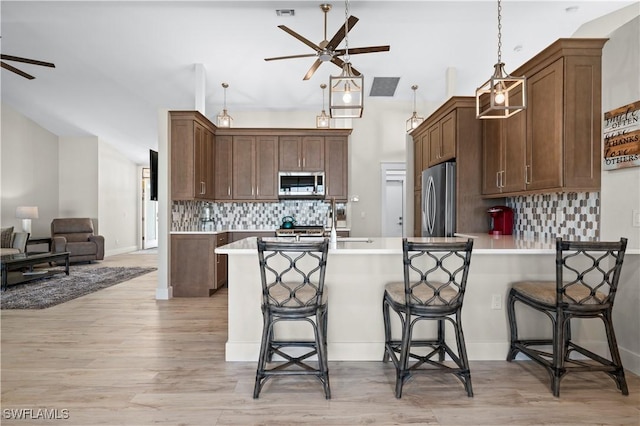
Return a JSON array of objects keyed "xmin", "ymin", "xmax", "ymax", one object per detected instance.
[{"xmin": 26, "ymin": 237, "xmax": 52, "ymax": 254}]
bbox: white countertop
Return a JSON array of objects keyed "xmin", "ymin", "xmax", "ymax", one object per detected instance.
[{"xmin": 215, "ymin": 233, "xmax": 565, "ymax": 255}]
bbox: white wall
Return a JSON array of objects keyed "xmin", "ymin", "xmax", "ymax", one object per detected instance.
[
  {"xmin": 58, "ymin": 136, "xmax": 99, "ymax": 221},
  {"xmin": 600, "ymin": 16, "xmax": 640, "ymax": 375},
  {"xmin": 1, "ymin": 104, "xmax": 59, "ymax": 237},
  {"xmin": 98, "ymin": 140, "xmax": 139, "ymax": 255}
]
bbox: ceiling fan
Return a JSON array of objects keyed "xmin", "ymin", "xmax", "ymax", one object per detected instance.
[
  {"xmin": 1, "ymin": 54, "xmax": 55, "ymax": 80},
  {"xmin": 264, "ymin": 3, "xmax": 390, "ymax": 80}
]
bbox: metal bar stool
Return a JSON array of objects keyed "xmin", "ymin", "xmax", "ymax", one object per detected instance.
[
  {"xmin": 507, "ymin": 237, "xmax": 628, "ymax": 397},
  {"xmin": 383, "ymin": 238, "xmax": 474, "ymax": 398},
  {"xmin": 253, "ymin": 237, "xmax": 330, "ymax": 399}
]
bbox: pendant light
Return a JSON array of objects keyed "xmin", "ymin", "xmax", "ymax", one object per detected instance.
[
  {"xmin": 316, "ymin": 84, "xmax": 330, "ymax": 128},
  {"xmin": 475, "ymin": 0, "xmax": 526, "ymax": 119},
  {"xmin": 216, "ymin": 82, "xmax": 233, "ymax": 127},
  {"xmin": 406, "ymin": 85, "xmax": 424, "ymax": 132},
  {"xmin": 329, "ymin": 0, "xmax": 364, "ymax": 118}
]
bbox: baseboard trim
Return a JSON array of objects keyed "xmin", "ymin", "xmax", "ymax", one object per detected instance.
[{"xmin": 105, "ymin": 245, "xmax": 138, "ymax": 257}]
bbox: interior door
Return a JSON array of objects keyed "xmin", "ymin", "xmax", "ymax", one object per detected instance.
[{"xmin": 383, "ymin": 179, "xmax": 404, "ymax": 237}]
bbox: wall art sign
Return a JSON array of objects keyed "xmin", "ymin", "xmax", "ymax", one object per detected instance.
[{"xmin": 603, "ymin": 100, "xmax": 640, "ymax": 170}]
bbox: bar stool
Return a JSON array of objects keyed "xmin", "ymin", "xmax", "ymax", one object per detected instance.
[
  {"xmin": 253, "ymin": 237, "xmax": 330, "ymax": 399},
  {"xmin": 383, "ymin": 238, "xmax": 474, "ymax": 398},
  {"xmin": 507, "ymin": 237, "xmax": 628, "ymax": 397}
]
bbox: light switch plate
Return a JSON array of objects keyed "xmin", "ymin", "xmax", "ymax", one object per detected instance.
[{"xmin": 633, "ymin": 210, "xmax": 640, "ymax": 227}]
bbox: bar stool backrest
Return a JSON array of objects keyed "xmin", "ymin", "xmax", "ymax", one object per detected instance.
[
  {"xmin": 402, "ymin": 238, "xmax": 474, "ymax": 308},
  {"xmin": 257, "ymin": 238, "xmax": 329, "ymax": 309},
  {"xmin": 555, "ymin": 237, "xmax": 627, "ymax": 308}
]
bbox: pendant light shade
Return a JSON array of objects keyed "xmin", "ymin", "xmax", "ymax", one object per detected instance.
[
  {"xmin": 329, "ymin": 0, "xmax": 363, "ymax": 119},
  {"xmin": 217, "ymin": 82, "xmax": 233, "ymax": 127},
  {"xmin": 406, "ymin": 85, "xmax": 424, "ymax": 132},
  {"xmin": 475, "ymin": 0, "xmax": 526, "ymax": 119},
  {"xmin": 316, "ymin": 84, "xmax": 330, "ymax": 128}
]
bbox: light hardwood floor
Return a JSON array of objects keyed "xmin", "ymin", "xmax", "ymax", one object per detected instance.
[{"xmin": 1, "ymin": 251, "xmax": 639, "ymax": 425}]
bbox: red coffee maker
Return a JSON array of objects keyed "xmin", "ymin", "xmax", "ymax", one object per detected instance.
[{"xmin": 487, "ymin": 206, "xmax": 514, "ymax": 235}]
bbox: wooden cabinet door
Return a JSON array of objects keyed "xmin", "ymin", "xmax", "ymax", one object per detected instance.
[
  {"xmin": 170, "ymin": 118, "xmax": 196, "ymax": 200},
  {"xmin": 301, "ymin": 136, "xmax": 325, "ymax": 171},
  {"xmin": 427, "ymin": 124, "xmax": 440, "ymax": 167},
  {"xmin": 413, "ymin": 189, "xmax": 422, "ymax": 237},
  {"xmin": 214, "ymin": 136, "xmax": 233, "ymax": 200},
  {"xmin": 215, "ymin": 233, "xmax": 228, "ymax": 290},
  {"xmin": 413, "ymin": 136, "xmax": 422, "ymax": 191},
  {"xmin": 526, "ymin": 58, "xmax": 563, "ymax": 191},
  {"xmin": 204, "ymin": 128, "xmax": 215, "ymax": 199},
  {"xmin": 194, "ymin": 122, "xmax": 206, "ymax": 198},
  {"xmin": 421, "ymin": 133, "xmax": 430, "ymax": 172},
  {"xmin": 171, "ymin": 234, "xmax": 215, "ymax": 297},
  {"xmin": 232, "ymin": 136, "xmax": 256, "ymax": 200},
  {"xmin": 439, "ymin": 110, "xmax": 456, "ymax": 162},
  {"xmin": 279, "ymin": 136, "xmax": 301, "ymax": 171},
  {"xmin": 324, "ymin": 136, "xmax": 348, "ymax": 201},
  {"xmin": 255, "ymin": 136, "xmax": 278, "ymax": 200},
  {"xmin": 502, "ymin": 92, "xmax": 527, "ymax": 193},
  {"xmin": 482, "ymin": 118, "xmax": 503, "ymax": 195}
]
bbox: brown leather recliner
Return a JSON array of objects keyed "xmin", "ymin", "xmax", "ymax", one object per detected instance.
[{"xmin": 51, "ymin": 218, "xmax": 105, "ymax": 262}]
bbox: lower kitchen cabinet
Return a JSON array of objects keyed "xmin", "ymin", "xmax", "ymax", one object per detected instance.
[{"xmin": 171, "ymin": 234, "xmax": 229, "ymax": 297}]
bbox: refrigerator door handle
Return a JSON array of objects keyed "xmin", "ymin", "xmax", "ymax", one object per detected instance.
[
  {"xmin": 426, "ymin": 176, "xmax": 436, "ymax": 235},
  {"xmin": 422, "ymin": 181, "xmax": 429, "ymax": 233}
]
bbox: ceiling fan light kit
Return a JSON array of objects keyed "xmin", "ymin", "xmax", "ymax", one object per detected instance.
[
  {"xmin": 406, "ymin": 85, "xmax": 424, "ymax": 132},
  {"xmin": 217, "ymin": 82, "xmax": 233, "ymax": 128},
  {"xmin": 475, "ymin": 0, "xmax": 526, "ymax": 119}
]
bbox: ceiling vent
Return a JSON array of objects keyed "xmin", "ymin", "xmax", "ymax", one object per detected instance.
[
  {"xmin": 369, "ymin": 77, "xmax": 400, "ymax": 97},
  {"xmin": 276, "ymin": 9, "xmax": 295, "ymax": 17}
]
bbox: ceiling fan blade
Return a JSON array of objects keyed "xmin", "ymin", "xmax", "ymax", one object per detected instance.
[
  {"xmin": 334, "ymin": 45, "xmax": 391, "ymax": 56},
  {"xmin": 1, "ymin": 54, "xmax": 55, "ymax": 68},
  {"xmin": 1, "ymin": 61, "xmax": 35, "ymax": 79},
  {"xmin": 303, "ymin": 59, "xmax": 323, "ymax": 81},
  {"xmin": 326, "ymin": 15, "xmax": 359, "ymax": 51},
  {"xmin": 277, "ymin": 25, "xmax": 322, "ymax": 52},
  {"xmin": 265, "ymin": 53, "xmax": 318, "ymax": 61},
  {"xmin": 330, "ymin": 57, "xmax": 361, "ymax": 76}
]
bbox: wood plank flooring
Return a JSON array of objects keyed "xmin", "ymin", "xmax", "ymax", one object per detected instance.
[{"xmin": 2, "ymin": 251, "xmax": 639, "ymax": 425}]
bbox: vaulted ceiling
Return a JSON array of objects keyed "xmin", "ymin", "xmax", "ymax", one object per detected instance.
[{"xmin": 1, "ymin": 1, "xmax": 636, "ymax": 164}]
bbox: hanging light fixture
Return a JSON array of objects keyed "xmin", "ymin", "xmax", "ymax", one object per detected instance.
[
  {"xmin": 216, "ymin": 82, "xmax": 233, "ymax": 127},
  {"xmin": 316, "ymin": 84, "xmax": 330, "ymax": 128},
  {"xmin": 329, "ymin": 0, "xmax": 364, "ymax": 118},
  {"xmin": 406, "ymin": 85, "xmax": 424, "ymax": 132},
  {"xmin": 475, "ymin": 0, "xmax": 526, "ymax": 119}
]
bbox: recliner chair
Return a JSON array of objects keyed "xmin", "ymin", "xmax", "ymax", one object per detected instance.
[{"xmin": 51, "ymin": 218, "xmax": 104, "ymax": 263}]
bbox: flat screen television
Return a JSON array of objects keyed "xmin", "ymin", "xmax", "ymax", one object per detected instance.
[{"xmin": 149, "ymin": 149, "xmax": 158, "ymax": 201}]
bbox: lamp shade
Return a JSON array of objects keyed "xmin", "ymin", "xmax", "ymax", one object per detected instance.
[
  {"xmin": 329, "ymin": 63, "xmax": 364, "ymax": 118},
  {"xmin": 16, "ymin": 206, "xmax": 39, "ymax": 219}
]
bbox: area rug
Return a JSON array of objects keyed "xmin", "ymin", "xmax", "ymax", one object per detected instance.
[{"xmin": 1, "ymin": 266, "xmax": 156, "ymax": 309}]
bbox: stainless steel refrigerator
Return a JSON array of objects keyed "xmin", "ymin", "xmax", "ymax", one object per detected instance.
[{"xmin": 421, "ymin": 161, "xmax": 456, "ymax": 237}]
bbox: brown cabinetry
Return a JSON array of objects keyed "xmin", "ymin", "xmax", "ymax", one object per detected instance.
[
  {"xmin": 214, "ymin": 135, "xmax": 233, "ymax": 200},
  {"xmin": 171, "ymin": 234, "xmax": 216, "ymax": 297},
  {"xmin": 214, "ymin": 233, "xmax": 228, "ymax": 290},
  {"xmin": 411, "ymin": 97, "xmax": 494, "ymax": 237},
  {"xmin": 482, "ymin": 38, "xmax": 606, "ymax": 197},
  {"xmin": 324, "ymin": 136, "xmax": 348, "ymax": 201},
  {"xmin": 232, "ymin": 135, "xmax": 278, "ymax": 201},
  {"xmin": 170, "ymin": 111, "xmax": 215, "ymax": 201},
  {"xmin": 279, "ymin": 136, "xmax": 325, "ymax": 171}
]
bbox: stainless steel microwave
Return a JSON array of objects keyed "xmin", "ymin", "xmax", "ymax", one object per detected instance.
[{"xmin": 278, "ymin": 172, "xmax": 325, "ymax": 198}]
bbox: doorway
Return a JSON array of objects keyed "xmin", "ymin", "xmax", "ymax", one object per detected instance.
[
  {"xmin": 381, "ymin": 163, "xmax": 406, "ymax": 237},
  {"xmin": 142, "ymin": 168, "xmax": 158, "ymax": 249}
]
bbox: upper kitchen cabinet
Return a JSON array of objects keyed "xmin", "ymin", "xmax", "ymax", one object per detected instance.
[
  {"xmin": 482, "ymin": 38, "xmax": 607, "ymax": 198},
  {"xmin": 170, "ymin": 111, "xmax": 215, "ymax": 201},
  {"xmin": 324, "ymin": 136, "xmax": 348, "ymax": 201},
  {"xmin": 427, "ymin": 110, "xmax": 456, "ymax": 167},
  {"xmin": 279, "ymin": 136, "xmax": 325, "ymax": 171},
  {"xmin": 232, "ymin": 135, "xmax": 278, "ymax": 201},
  {"xmin": 214, "ymin": 135, "xmax": 233, "ymax": 201}
]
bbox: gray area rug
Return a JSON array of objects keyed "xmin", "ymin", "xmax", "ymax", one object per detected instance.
[{"xmin": 1, "ymin": 266, "xmax": 156, "ymax": 309}]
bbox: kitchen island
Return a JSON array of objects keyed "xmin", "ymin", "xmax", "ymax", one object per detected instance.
[{"xmin": 216, "ymin": 234, "xmax": 640, "ymax": 364}]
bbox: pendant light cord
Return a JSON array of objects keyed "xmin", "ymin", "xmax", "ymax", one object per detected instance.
[
  {"xmin": 344, "ymin": 0, "xmax": 350, "ymax": 63},
  {"xmin": 496, "ymin": 0, "xmax": 502, "ymax": 63}
]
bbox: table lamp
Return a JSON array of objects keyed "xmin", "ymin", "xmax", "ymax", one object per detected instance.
[{"xmin": 16, "ymin": 206, "xmax": 38, "ymax": 234}]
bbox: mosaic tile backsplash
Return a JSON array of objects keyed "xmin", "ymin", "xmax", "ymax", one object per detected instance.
[
  {"xmin": 507, "ymin": 192, "xmax": 599, "ymax": 241},
  {"xmin": 172, "ymin": 200, "xmax": 337, "ymax": 231}
]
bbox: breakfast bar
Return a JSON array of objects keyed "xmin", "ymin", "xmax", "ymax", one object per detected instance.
[{"xmin": 216, "ymin": 234, "xmax": 620, "ymax": 362}]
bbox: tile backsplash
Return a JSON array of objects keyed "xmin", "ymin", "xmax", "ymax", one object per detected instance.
[
  {"xmin": 507, "ymin": 192, "xmax": 599, "ymax": 241},
  {"xmin": 172, "ymin": 200, "xmax": 338, "ymax": 231}
]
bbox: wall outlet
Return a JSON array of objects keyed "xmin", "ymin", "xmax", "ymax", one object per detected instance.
[
  {"xmin": 633, "ymin": 210, "xmax": 640, "ymax": 228},
  {"xmin": 491, "ymin": 294, "xmax": 502, "ymax": 310}
]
